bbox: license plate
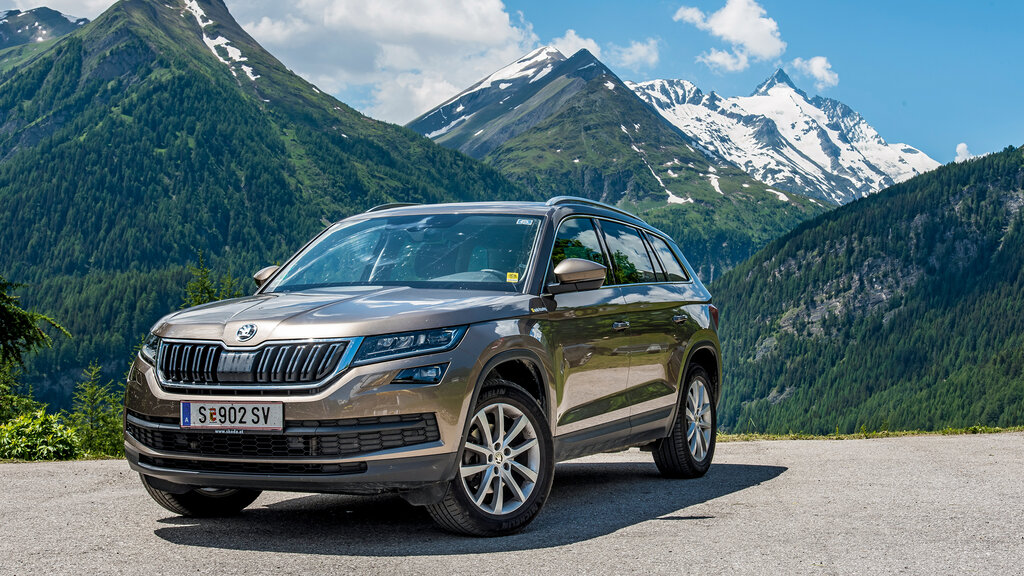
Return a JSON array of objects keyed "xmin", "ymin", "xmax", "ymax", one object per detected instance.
[{"xmin": 180, "ymin": 401, "xmax": 283, "ymax": 431}]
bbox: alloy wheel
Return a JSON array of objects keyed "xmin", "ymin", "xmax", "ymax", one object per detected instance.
[
  {"xmin": 686, "ymin": 378, "xmax": 712, "ymax": 461},
  {"xmin": 459, "ymin": 402, "xmax": 541, "ymax": 515}
]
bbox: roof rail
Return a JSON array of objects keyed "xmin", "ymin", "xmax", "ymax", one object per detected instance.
[
  {"xmin": 365, "ymin": 202, "xmax": 421, "ymax": 213},
  {"xmin": 546, "ymin": 196, "xmax": 637, "ymax": 219}
]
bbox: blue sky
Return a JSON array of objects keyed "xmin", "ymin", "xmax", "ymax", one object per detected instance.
[{"xmin": 27, "ymin": 0, "xmax": 1024, "ymax": 163}]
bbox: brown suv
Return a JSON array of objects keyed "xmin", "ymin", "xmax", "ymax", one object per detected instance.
[{"xmin": 124, "ymin": 197, "xmax": 722, "ymax": 536}]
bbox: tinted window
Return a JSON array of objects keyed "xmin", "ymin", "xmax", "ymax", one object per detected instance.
[
  {"xmin": 600, "ymin": 221, "xmax": 658, "ymax": 285},
  {"xmin": 549, "ymin": 218, "xmax": 608, "ymax": 283},
  {"xmin": 648, "ymin": 234, "xmax": 689, "ymax": 282}
]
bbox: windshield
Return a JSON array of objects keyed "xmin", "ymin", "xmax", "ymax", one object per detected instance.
[{"xmin": 267, "ymin": 213, "xmax": 543, "ymax": 293}]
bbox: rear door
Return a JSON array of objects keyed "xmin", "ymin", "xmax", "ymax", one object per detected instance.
[{"xmin": 598, "ymin": 221, "xmax": 696, "ymax": 435}]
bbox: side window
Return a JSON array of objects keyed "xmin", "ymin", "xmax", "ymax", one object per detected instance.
[
  {"xmin": 600, "ymin": 221, "xmax": 659, "ymax": 285},
  {"xmin": 549, "ymin": 218, "xmax": 608, "ymax": 283},
  {"xmin": 647, "ymin": 234, "xmax": 690, "ymax": 282}
]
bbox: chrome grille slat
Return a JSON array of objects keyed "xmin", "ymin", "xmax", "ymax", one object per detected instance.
[{"xmin": 156, "ymin": 339, "xmax": 351, "ymax": 394}]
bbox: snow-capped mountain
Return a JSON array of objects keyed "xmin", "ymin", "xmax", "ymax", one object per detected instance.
[
  {"xmin": 630, "ymin": 70, "xmax": 939, "ymax": 204},
  {"xmin": 0, "ymin": 7, "xmax": 88, "ymax": 50},
  {"xmin": 408, "ymin": 46, "xmax": 614, "ymax": 159}
]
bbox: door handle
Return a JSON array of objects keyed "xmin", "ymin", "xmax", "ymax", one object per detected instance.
[
  {"xmin": 612, "ymin": 321, "xmax": 630, "ymax": 331},
  {"xmin": 672, "ymin": 314, "xmax": 689, "ymax": 325}
]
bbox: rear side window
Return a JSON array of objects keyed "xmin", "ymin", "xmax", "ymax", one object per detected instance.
[
  {"xmin": 647, "ymin": 234, "xmax": 690, "ymax": 282},
  {"xmin": 549, "ymin": 218, "xmax": 609, "ymax": 283},
  {"xmin": 600, "ymin": 221, "xmax": 659, "ymax": 285}
]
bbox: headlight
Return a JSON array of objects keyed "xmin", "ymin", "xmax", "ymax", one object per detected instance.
[
  {"xmin": 353, "ymin": 326, "xmax": 467, "ymax": 365},
  {"xmin": 139, "ymin": 333, "xmax": 161, "ymax": 366}
]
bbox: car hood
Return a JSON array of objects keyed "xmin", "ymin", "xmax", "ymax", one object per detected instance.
[{"xmin": 152, "ymin": 286, "xmax": 535, "ymax": 346}]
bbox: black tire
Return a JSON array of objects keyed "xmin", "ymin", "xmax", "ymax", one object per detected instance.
[
  {"xmin": 427, "ymin": 379, "xmax": 554, "ymax": 536},
  {"xmin": 653, "ymin": 365, "xmax": 716, "ymax": 478},
  {"xmin": 141, "ymin": 474, "xmax": 261, "ymax": 517}
]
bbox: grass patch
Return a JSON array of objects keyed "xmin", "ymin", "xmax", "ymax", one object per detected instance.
[{"xmin": 719, "ymin": 425, "xmax": 1024, "ymax": 442}]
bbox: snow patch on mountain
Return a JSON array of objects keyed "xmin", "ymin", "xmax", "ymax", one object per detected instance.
[
  {"xmin": 183, "ymin": 0, "xmax": 255, "ymax": 81},
  {"xmin": 455, "ymin": 46, "xmax": 564, "ymax": 101},
  {"xmin": 708, "ymin": 174, "xmax": 722, "ymax": 195},
  {"xmin": 426, "ymin": 114, "xmax": 474, "ymax": 138},
  {"xmin": 629, "ymin": 71, "xmax": 940, "ymax": 204}
]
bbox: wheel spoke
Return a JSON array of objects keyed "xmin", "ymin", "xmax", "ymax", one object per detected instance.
[
  {"xmin": 475, "ymin": 411, "xmax": 494, "ymax": 447},
  {"xmin": 505, "ymin": 414, "xmax": 528, "ymax": 445},
  {"xmin": 508, "ymin": 437, "xmax": 538, "ymax": 458},
  {"xmin": 510, "ymin": 459, "xmax": 538, "ymax": 483},
  {"xmin": 464, "ymin": 442, "xmax": 490, "ymax": 456},
  {"xmin": 496, "ymin": 404, "xmax": 505, "ymax": 446},
  {"xmin": 473, "ymin": 467, "xmax": 494, "ymax": 506},
  {"xmin": 460, "ymin": 463, "xmax": 489, "ymax": 478},
  {"xmin": 686, "ymin": 421, "xmax": 696, "ymax": 441},
  {"xmin": 505, "ymin": 470, "xmax": 527, "ymax": 502},
  {"xmin": 493, "ymin": 475, "xmax": 504, "ymax": 515}
]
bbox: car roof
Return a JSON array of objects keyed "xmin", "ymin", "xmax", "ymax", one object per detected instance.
[{"xmin": 347, "ymin": 197, "xmax": 661, "ymax": 234}]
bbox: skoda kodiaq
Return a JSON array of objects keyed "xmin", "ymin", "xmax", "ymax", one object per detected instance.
[{"xmin": 124, "ymin": 196, "xmax": 722, "ymax": 536}]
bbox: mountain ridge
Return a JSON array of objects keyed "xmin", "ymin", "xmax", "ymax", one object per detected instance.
[{"xmin": 631, "ymin": 70, "xmax": 940, "ymax": 204}]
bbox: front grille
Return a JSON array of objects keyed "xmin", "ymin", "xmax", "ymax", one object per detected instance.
[
  {"xmin": 126, "ymin": 413, "xmax": 440, "ymax": 459},
  {"xmin": 139, "ymin": 455, "xmax": 368, "ymax": 476},
  {"xmin": 157, "ymin": 339, "xmax": 350, "ymax": 394}
]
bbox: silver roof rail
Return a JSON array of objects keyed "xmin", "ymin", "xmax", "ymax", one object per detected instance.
[
  {"xmin": 546, "ymin": 196, "xmax": 637, "ymax": 219},
  {"xmin": 365, "ymin": 202, "xmax": 421, "ymax": 213}
]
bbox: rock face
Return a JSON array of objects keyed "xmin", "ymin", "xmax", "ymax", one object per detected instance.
[{"xmin": 630, "ymin": 70, "xmax": 940, "ymax": 204}]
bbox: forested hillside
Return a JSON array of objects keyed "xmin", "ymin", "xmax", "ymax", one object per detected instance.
[
  {"xmin": 0, "ymin": 0, "xmax": 528, "ymax": 407},
  {"xmin": 715, "ymin": 145, "xmax": 1024, "ymax": 433}
]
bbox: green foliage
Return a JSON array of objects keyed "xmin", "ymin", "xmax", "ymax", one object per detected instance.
[
  {"xmin": 0, "ymin": 410, "xmax": 80, "ymax": 461},
  {"xmin": 63, "ymin": 362, "xmax": 123, "ymax": 457},
  {"xmin": 183, "ymin": 250, "xmax": 246, "ymax": 308},
  {"xmin": 0, "ymin": 364, "xmax": 43, "ymax": 424},
  {"xmin": 0, "ymin": 275, "xmax": 70, "ymax": 369},
  {"xmin": 715, "ymin": 145, "xmax": 1024, "ymax": 434}
]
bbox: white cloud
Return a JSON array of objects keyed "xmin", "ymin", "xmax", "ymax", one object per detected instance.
[
  {"xmin": 954, "ymin": 142, "xmax": 974, "ymax": 163},
  {"xmin": 551, "ymin": 29, "xmax": 601, "ymax": 59},
  {"xmin": 228, "ymin": 0, "xmax": 538, "ymax": 123},
  {"xmin": 791, "ymin": 56, "xmax": 839, "ymax": 90},
  {"xmin": 13, "ymin": 0, "xmax": 113, "ymax": 19},
  {"xmin": 608, "ymin": 38, "xmax": 659, "ymax": 70},
  {"xmin": 674, "ymin": 0, "xmax": 785, "ymax": 72},
  {"xmin": 698, "ymin": 48, "xmax": 748, "ymax": 72}
]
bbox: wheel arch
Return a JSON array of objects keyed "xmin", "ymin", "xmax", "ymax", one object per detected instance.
[{"xmin": 683, "ymin": 341, "xmax": 721, "ymax": 406}]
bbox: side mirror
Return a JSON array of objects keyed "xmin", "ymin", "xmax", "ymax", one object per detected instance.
[
  {"xmin": 547, "ymin": 258, "xmax": 607, "ymax": 294},
  {"xmin": 253, "ymin": 265, "xmax": 280, "ymax": 288}
]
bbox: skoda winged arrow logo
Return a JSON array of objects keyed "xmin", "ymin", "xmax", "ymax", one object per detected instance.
[{"xmin": 236, "ymin": 324, "xmax": 258, "ymax": 342}]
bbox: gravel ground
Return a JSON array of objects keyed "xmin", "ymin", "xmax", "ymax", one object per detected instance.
[{"xmin": 1, "ymin": 433, "xmax": 1022, "ymax": 575}]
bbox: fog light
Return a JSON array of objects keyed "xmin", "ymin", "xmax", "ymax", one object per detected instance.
[{"xmin": 392, "ymin": 364, "xmax": 448, "ymax": 385}]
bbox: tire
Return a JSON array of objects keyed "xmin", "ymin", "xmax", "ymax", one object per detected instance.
[
  {"xmin": 140, "ymin": 474, "xmax": 261, "ymax": 517},
  {"xmin": 653, "ymin": 365, "xmax": 716, "ymax": 478},
  {"xmin": 427, "ymin": 379, "xmax": 554, "ymax": 536}
]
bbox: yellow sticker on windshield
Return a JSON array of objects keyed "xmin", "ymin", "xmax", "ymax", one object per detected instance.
[{"xmin": 506, "ymin": 272, "xmax": 520, "ymax": 283}]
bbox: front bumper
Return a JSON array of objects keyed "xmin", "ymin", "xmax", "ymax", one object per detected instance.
[{"xmin": 126, "ymin": 442, "xmax": 458, "ymax": 494}]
